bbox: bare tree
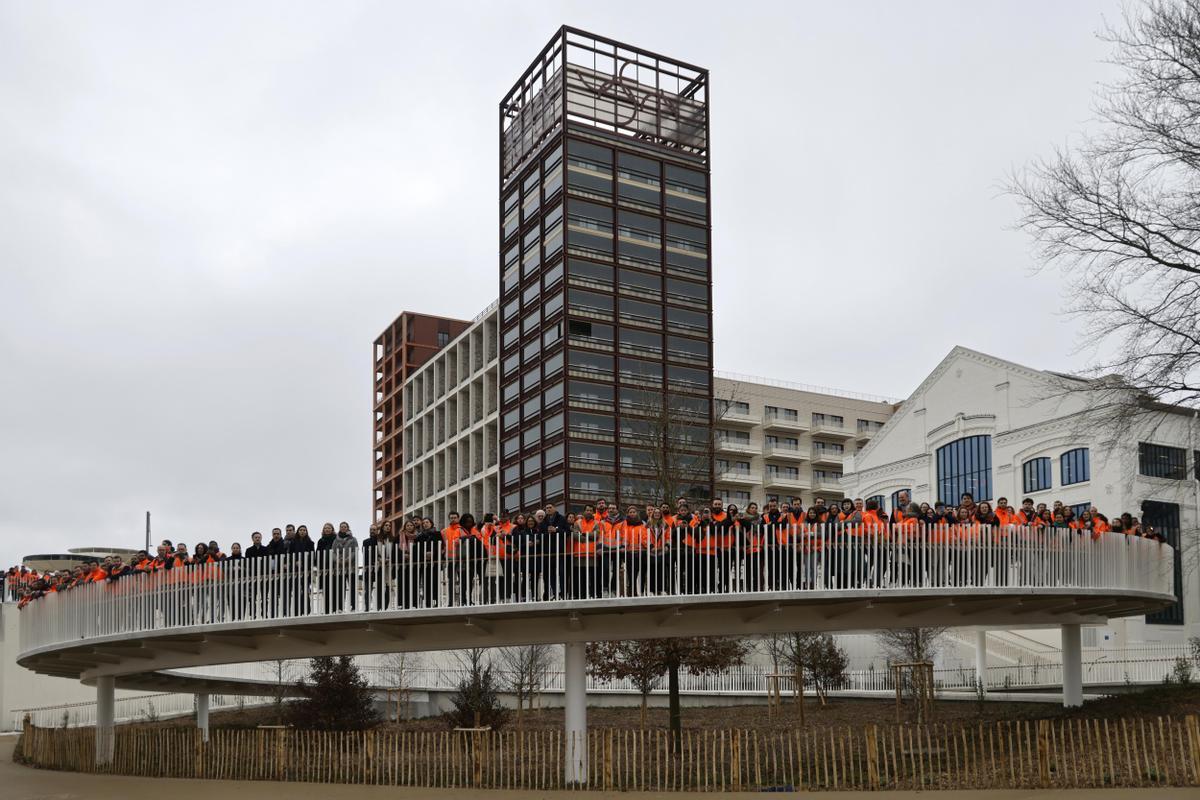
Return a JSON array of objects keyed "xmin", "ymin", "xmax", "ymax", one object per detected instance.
[
  {"xmin": 1008, "ymin": 1, "xmax": 1200, "ymax": 416},
  {"xmin": 267, "ymin": 658, "xmax": 304, "ymax": 725},
  {"xmin": 876, "ymin": 627, "xmax": 947, "ymax": 664},
  {"xmin": 379, "ymin": 651, "xmax": 423, "ymax": 721},
  {"xmin": 496, "ymin": 644, "xmax": 555, "ymax": 728},
  {"xmin": 777, "ymin": 632, "xmax": 850, "ymax": 706},
  {"xmin": 620, "ymin": 383, "xmax": 744, "ymax": 509}
]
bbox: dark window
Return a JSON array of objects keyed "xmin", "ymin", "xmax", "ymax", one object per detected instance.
[
  {"xmin": 669, "ymin": 393, "xmax": 708, "ymax": 415},
  {"xmin": 544, "ymin": 412, "xmax": 564, "ymax": 437},
  {"xmin": 567, "ymin": 258, "xmax": 613, "ymax": 287},
  {"xmin": 544, "ymin": 351, "xmax": 563, "ymax": 378},
  {"xmin": 568, "ymin": 349, "xmax": 613, "ymax": 376},
  {"xmin": 502, "ymin": 381, "xmax": 519, "ymax": 406},
  {"xmin": 668, "ymin": 365, "xmax": 709, "ymax": 390},
  {"xmin": 569, "ymin": 472, "xmax": 615, "ymax": 494},
  {"xmin": 523, "ymin": 453, "xmax": 541, "ymax": 476},
  {"xmin": 666, "ymin": 306, "xmax": 708, "ymax": 332},
  {"xmin": 567, "ymin": 319, "xmax": 613, "ymax": 343},
  {"xmin": 666, "ymin": 277, "xmax": 707, "ymax": 304},
  {"xmin": 1139, "ymin": 443, "xmax": 1187, "ymax": 479},
  {"xmin": 543, "ymin": 382, "xmax": 564, "ymax": 407},
  {"xmin": 437, "ymin": 331, "xmax": 449, "ymax": 347},
  {"xmin": 570, "ymin": 442, "xmax": 614, "ymax": 467},
  {"xmin": 620, "ymin": 387, "xmax": 658, "ymax": 411},
  {"xmin": 569, "ymin": 411, "xmax": 614, "ymax": 434},
  {"xmin": 544, "ymin": 473, "xmax": 565, "ymax": 498},
  {"xmin": 618, "ymin": 267, "xmax": 660, "ymax": 294},
  {"xmin": 1143, "ymin": 501, "xmax": 1183, "ymax": 625},
  {"xmin": 616, "ymin": 152, "xmax": 661, "ymax": 206},
  {"xmin": 619, "ymin": 357, "xmax": 663, "ymax": 383},
  {"xmin": 616, "ymin": 210, "xmax": 662, "ymax": 265},
  {"xmin": 568, "ymin": 288, "xmax": 613, "ymax": 315},
  {"xmin": 503, "ymin": 436, "xmax": 519, "ymax": 459},
  {"xmin": 619, "ymin": 328, "xmax": 662, "ymax": 355},
  {"xmin": 1060, "ymin": 448, "xmax": 1090, "ymax": 486},
  {"xmin": 545, "ymin": 443, "xmax": 564, "ymax": 467},
  {"xmin": 620, "ymin": 447, "xmax": 655, "ymax": 469},
  {"xmin": 502, "ymin": 298, "xmax": 519, "ymax": 323},
  {"xmin": 544, "ymin": 291, "xmax": 563, "ymax": 317},
  {"xmin": 567, "ymin": 199, "xmax": 613, "ymax": 257},
  {"xmin": 619, "ymin": 297, "xmax": 662, "ymax": 325},
  {"xmin": 544, "ymin": 260, "xmax": 564, "ymax": 289},
  {"xmin": 522, "ymin": 395, "xmax": 540, "ymax": 420},
  {"xmin": 522, "ymin": 425, "xmax": 540, "ymax": 449},
  {"xmin": 503, "ymin": 464, "xmax": 520, "ymax": 485},
  {"xmin": 503, "ymin": 492, "xmax": 520, "ymax": 513},
  {"xmin": 1022, "ymin": 457, "xmax": 1052, "ymax": 493},
  {"xmin": 568, "ymin": 380, "xmax": 614, "ymax": 404},
  {"xmin": 667, "ymin": 335, "xmax": 708, "ymax": 362},
  {"xmin": 935, "ymin": 435, "xmax": 992, "ymax": 503},
  {"xmin": 543, "ymin": 322, "xmax": 562, "ymax": 348}
]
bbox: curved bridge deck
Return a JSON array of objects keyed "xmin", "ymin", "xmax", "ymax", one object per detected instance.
[{"xmin": 17, "ymin": 525, "xmax": 1175, "ymax": 693}]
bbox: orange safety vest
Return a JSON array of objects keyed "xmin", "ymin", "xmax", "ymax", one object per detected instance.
[
  {"xmin": 442, "ymin": 524, "xmax": 464, "ymax": 557},
  {"xmin": 486, "ymin": 525, "xmax": 509, "ymax": 559},
  {"xmin": 572, "ymin": 518, "xmax": 606, "ymax": 557},
  {"xmin": 615, "ymin": 521, "xmax": 652, "ymax": 550}
]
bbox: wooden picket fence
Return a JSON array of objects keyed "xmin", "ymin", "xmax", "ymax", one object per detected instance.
[{"xmin": 18, "ymin": 716, "xmax": 1200, "ymax": 790}]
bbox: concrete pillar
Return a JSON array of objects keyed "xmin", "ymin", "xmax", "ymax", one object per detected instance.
[
  {"xmin": 563, "ymin": 642, "xmax": 588, "ymax": 785},
  {"xmin": 1061, "ymin": 623, "xmax": 1083, "ymax": 707},
  {"xmin": 196, "ymin": 693, "xmax": 210, "ymax": 742},
  {"xmin": 974, "ymin": 630, "xmax": 988, "ymax": 692},
  {"xmin": 96, "ymin": 675, "xmax": 115, "ymax": 765}
]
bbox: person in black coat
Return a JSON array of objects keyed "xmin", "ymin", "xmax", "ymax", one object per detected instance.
[{"xmin": 411, "ymin": 519, "xmax": 444, "ymax": 608}]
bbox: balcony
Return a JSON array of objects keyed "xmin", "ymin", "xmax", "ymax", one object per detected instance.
[
  {"xmin": 811, "ymin": 447, "xmax": 845, "ymax": 467},
  {"xmin": 716, "ymin": 437, "xmax": 757, "ymax": 455},
  {"xmin": 716, "ymin": 408, "xmax": 758, "ymax": 429},
  {"xmin": 763, "ymin": 443, "xmax": 807, "ymax": 462},
  {"xmin": 762, "ymin": 411, "xmax": 808, "ymax": 433},
  {"xmin": 763, "ymin": 472, "xmax": 809, "ymax": 492},
  {"xmin": 856, "ymin": 423, "xmax": 883, "ymax": 444},
  {"xmin": 716, "ymin": 469, "xmax": 759, "ymax": 486},
  {"xmin": 811, "ymin": 420, "xmax": 854, "ymax": 440},
  {"xmin": 811, "ymin": 476, "xmax": 845, "ymax": 495}
]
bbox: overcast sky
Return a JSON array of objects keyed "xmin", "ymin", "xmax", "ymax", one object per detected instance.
[{"xmin": 0, "ymin": 0, "xmax": 1124, "ymax": 565}]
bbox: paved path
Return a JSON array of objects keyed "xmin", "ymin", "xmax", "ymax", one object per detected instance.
[{"xmin": 3, "ymin": 734, "xmax": 1193, "ymax": 799}]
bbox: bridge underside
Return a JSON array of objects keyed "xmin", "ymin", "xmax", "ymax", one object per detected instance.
[{"xmin": 19, "ymin": 587, "xmax": 1167, "ymax": 695}]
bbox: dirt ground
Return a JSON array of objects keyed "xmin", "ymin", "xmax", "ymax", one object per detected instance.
[{"xmin": 135, "ymin": 685, "xmax": 1200, "ymax": 733}]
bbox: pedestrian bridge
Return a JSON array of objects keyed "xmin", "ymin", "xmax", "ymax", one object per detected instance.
[{"xmin": 14, "ymin": 526, "xmax": 1177, "ymax": 772}]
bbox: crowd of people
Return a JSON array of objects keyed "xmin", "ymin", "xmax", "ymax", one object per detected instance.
[{"xmin": 4, "ymin": 492, "xmax": 1164, "ymax": 612}]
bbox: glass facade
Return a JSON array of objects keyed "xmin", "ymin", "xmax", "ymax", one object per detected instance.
[
  {"xmin": 499, "ymin": 29, "xmax": 712, "ymax": 513},
  {"xmin": 1022, "ymin": 457, "xmax": 1052, "ymax": 493},
  {"xmin": 935, "ymin": 435, "xmax": 992, "ymax": 504}
]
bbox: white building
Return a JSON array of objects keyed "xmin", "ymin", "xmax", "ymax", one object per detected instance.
[{"xmin": 842, "ymin": 346, "xmax": 1199, "ymax": 645}]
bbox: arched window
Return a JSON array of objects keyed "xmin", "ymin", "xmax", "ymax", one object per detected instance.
[
  {"xmin": 936, "ymin": 435, "xmax": 992, "ymax": 504},
  {"xmin": 1061, "ymin": 448, "xmax": 1090, "ymax": 486},
  {"xmin": 1022, "ymin": 457, "xmax": 1051, "ymax": 493}
]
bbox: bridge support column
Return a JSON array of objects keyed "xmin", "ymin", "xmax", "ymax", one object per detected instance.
[
  {"xmin": 564, "ymin": 641, "xmax": 587, "ymax": 786},
  {"xmin": 96, "ymin": 675, "xmax": 115, "ymax": 766},
  {"xmin": 1061, "ymin": 623, "xmax": 1083, "ymax": 707},
  {"xmin": 196, "ymin": 693, "xmax": 210, "ymax": 742},
  {"xmin": 974, "ymin": 630, "xmax": 987, "ymax": 694}
]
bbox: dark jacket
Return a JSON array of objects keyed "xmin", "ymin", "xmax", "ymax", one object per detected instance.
[{"xmin": 245, "ymin": 543, "xmax": 269, "ymax": 558}]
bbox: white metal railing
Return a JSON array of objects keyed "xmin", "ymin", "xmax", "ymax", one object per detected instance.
[
  {"xmin": 17, "ymin": 649, "xmax": 1192, "ymax": 733},
  {"xmin": 17, "ymin": 525, "xmax": 1175, "ymax": 656},
  {"xmin": 11, "ymin": 693, "xmax": 274, "ymax": 730}
]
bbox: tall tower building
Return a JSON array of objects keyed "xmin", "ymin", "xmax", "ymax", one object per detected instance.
[
  {"xmin": 499, "ymin": 28, "xmax": 713, "ymax": 514},
  {"xmin": 374, "ymin": 311, "xmax": 470, "ymax": 524}
]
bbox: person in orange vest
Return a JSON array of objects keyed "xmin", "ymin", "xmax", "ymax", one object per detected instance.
[
  {"xmin": 571, "ymin": 505, "xmax": 606, "ymax": 599},
  {"xmin": 614, "ymin": 506, "xmax": 651, "ymax": 596},
  {"xmin": 889, "ymin": 491, "xmax": 911, "ymax": 525},
  {"xmin": 597, "ymin": 508, "xmax": 628, "ymax": 597},
  {"xmin": 994, "ymin": 497, "xmax": 1020, "ymax": 527},
  {"xmin": 705, "ymin": 500, "xmax": 735, "ymax": 593},
  {"xmin": 735, "ymin": 505, "xmax": 765, "ymax": 592}
]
